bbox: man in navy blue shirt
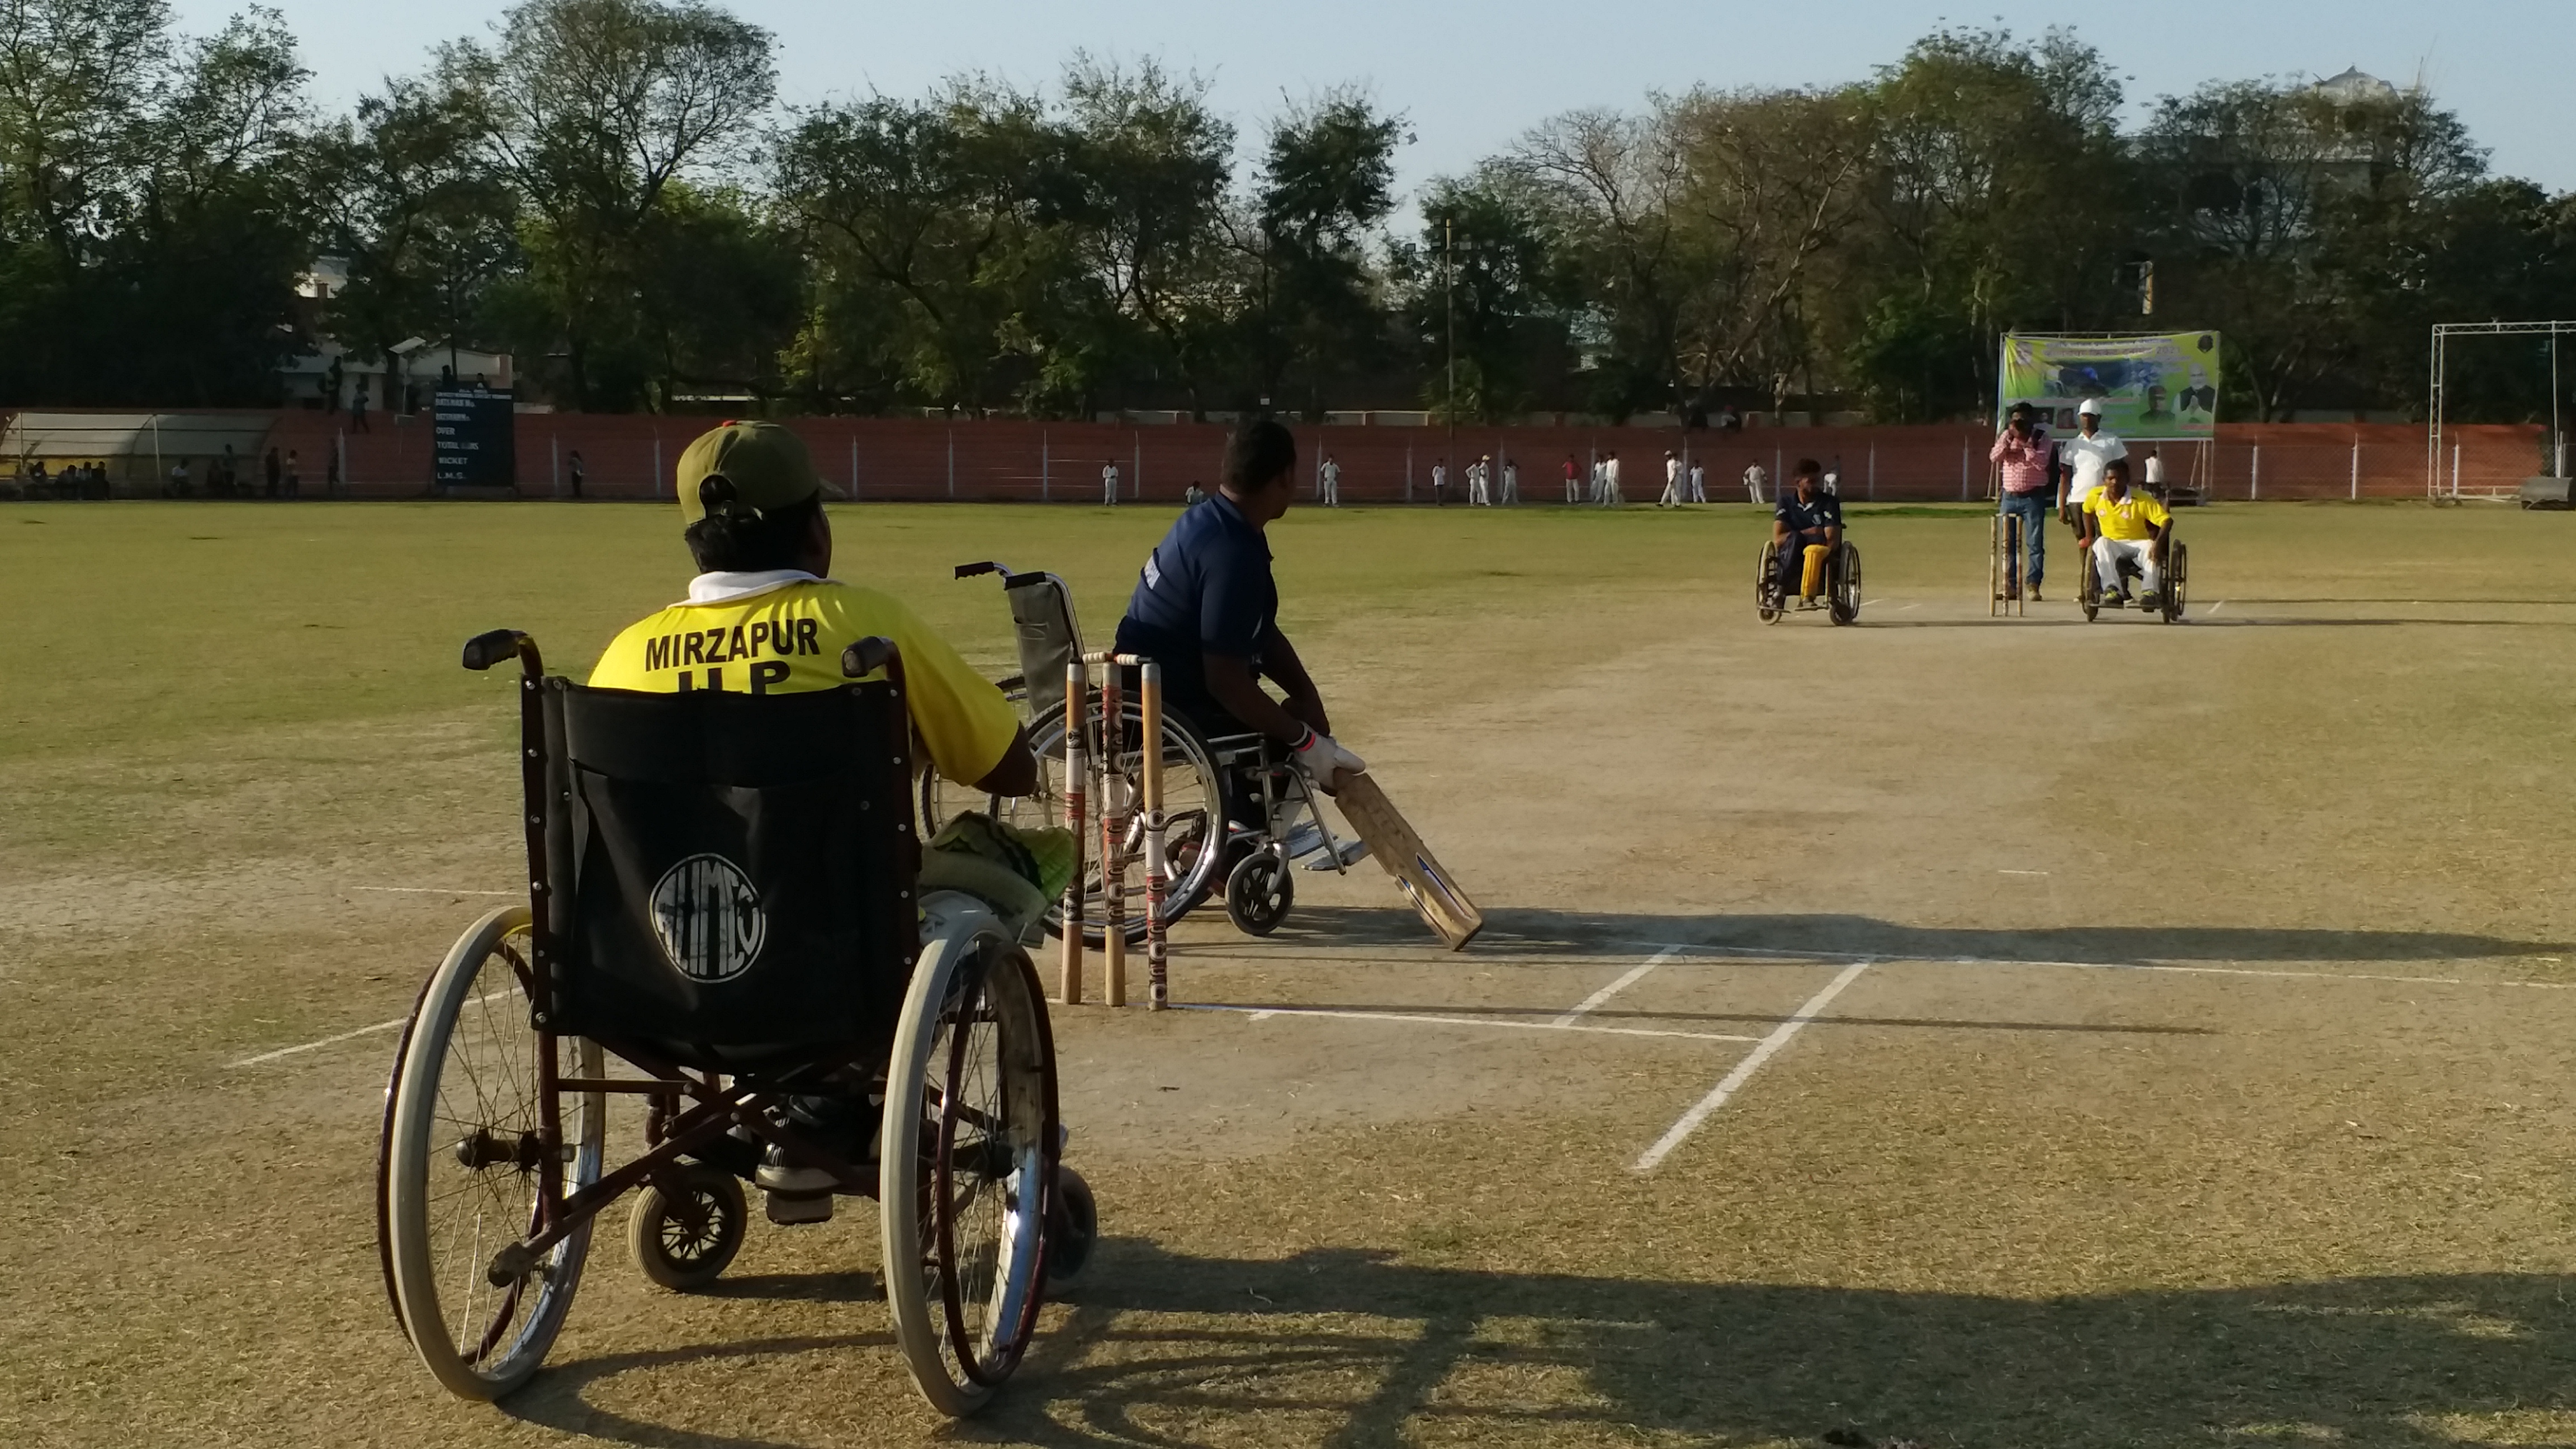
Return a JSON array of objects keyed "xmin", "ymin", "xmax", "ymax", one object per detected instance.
[
  {"xmin": 1772, "ymin": 457, "xmax": 1844, "ymax": 608},
  {"xmin": 1116, "ymin": 420, "xmax": 1365, "ymax": 807}
]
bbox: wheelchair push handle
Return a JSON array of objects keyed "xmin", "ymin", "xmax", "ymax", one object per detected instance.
[
  {"xmin": 841, "ymin": 636, "xmax": 901, "ymax": 680},
  {"xmin": 461, "ymin": 628, "xmax": 543, "ymax": 677}
]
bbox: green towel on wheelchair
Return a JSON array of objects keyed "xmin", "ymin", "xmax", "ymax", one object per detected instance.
[{"xmin": 920, "ymin": 812, "xmax": 1076, "ymax": 926}]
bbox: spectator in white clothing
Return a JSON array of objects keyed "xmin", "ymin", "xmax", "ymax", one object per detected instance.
[{"xmin": 2056, "ymin": 399, "xmax": 2127, "ymax": 528}]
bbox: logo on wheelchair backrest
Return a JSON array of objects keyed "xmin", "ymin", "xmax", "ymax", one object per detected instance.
[{"xmin": 648, "ymin": 854, "xmax": 766, "ymax": 983}]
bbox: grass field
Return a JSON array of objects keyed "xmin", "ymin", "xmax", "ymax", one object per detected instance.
[{"xmin": 6, "ymin": 498, "xmax": 2576, "ymax": 1448}]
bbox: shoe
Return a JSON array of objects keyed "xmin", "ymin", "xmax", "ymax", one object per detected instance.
[
  {"xmin": 2028, "ymin": 582, "xmax": 2043, "ymax": 601},
  {"xmin": 2137, "ymin": 591, "xmax": 2161, "ymax": 610},
  {"xmin": 757, "ymin": 1144, "xmax": 837, "ymax": 1224},
  {"xmin": 2004, "ymin": 583, "xmax": 2021, "ymax": 600}
]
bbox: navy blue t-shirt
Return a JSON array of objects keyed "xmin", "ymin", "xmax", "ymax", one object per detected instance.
[
  {"xmin": 1114, "ymin": 493, "xmax": 1277, "ymax": 712},
  {"xmin": 1775, "ymin": 488, "xmax": 1843, "ymax": 537}
]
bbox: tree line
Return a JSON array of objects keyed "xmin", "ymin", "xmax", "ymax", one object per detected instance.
[{"xmin": 4, "ymin": 0, "xmax": 2570, "ymax": 422}]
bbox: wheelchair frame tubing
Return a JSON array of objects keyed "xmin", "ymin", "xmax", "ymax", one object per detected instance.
[{"xmin": 505, "ymin": 640, "xmax": 570, "ymax": 1223}]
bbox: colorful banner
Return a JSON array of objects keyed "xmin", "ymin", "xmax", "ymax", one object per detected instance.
[{"xmin": 1999, "ymin": 332, "xmax": 2221, "ymax": 439}]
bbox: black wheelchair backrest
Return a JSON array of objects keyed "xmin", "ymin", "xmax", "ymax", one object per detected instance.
[{"xmin": 537, "ymin": 680, "xmax": 918, "ymax": 1064}]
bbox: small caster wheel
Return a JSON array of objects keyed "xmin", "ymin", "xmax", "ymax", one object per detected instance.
[
  {"xmin": 1225, "ymin": 849, "xmax": 1293, "ymax": 936},
  {"xmin": 1049, "ymin": 1166, "xmax": 1097, "ymax": 1284},
  {"xmin": 629, "ymin": 1163, "xmax": 747, "ymax": 1291}
]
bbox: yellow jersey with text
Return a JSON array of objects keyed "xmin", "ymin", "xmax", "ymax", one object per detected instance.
[
  {"xmin": 588, "ymin": 579, "xmax": 1019, "ymax": 785},
  {"xmin": 2083, "ymin": 489, "xmax": 2170, "ymax": 542}
]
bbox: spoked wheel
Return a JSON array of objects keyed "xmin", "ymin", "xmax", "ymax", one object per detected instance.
[
  {"xmin": 382, "ymin": 905, "xmax": 604, "ymax": 1400},
  {"xmin": 882, "ymin": 934, "xmax": 1060, "ymax": 1416},
  {"xmin": 2161, "ymin": 541, "xmax": 2189, "ymax": 622},
  {"xmin": 1830, "ymin": 544, "xmax": 1862, "ymax": 626},
  {"xmin": 1755, "ymin": 542, "xmax": 1783, "ymax": 623},
  {"xmin": 628, "ymin": 1163, "xmax": 748, "ymax": 1291},
  {"xmin": 1224, "ymin": 848, "xmax": 1294, "ymax": 936},
  {"xmin": 932, "ymin": 703, "xmax": 1224, "ymax": 946}
]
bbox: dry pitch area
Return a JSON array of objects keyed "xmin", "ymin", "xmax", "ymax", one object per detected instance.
[{"xmin": 5, "ymin": 498, "xmax": 2576, "ymax": 1448}]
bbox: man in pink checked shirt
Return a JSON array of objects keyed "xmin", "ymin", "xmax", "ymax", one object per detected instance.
[{"xmin": 1990, "ymin": 401, "xmax": 2056, "ymax": 601}]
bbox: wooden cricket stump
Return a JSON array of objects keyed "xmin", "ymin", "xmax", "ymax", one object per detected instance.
[
  {"xmin": 1098, "ymin": 661, "xmax": 1127, "ymax": 1007},
  {"xmin": 1139, "ymin": 660, "xmax": 1169, "ymax": 1010},
  {"xmin": 1059, "ymin": 658, "xmax": 1086, "ymax": 1005},
  {"xmin": 1990, "ymin": 513, "xmax": 2025, "ymax": 617}
]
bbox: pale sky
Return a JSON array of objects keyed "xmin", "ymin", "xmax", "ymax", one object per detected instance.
[{"xmin": 180, "ymin": 0, "xmax": 2575, "ymax": 196}]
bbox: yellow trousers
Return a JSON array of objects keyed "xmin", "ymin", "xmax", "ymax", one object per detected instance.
[{"xmin": 1800, "ymin": 544, "xmax": 1832, "ymax": 598}]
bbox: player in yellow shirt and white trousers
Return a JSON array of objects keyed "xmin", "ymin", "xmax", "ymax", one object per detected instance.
[
  {"xmin": 2077, "ymin": 458, "xmax": 2172, "ymax": 609},
  {"xmin": 589, "ymin": 422, "xmax": 1043, "ymax": 1210}
]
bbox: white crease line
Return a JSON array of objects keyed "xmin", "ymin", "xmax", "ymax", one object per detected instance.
[
  {"xmin": 1898, "ymin": 603, "xmax": 1920, "ymax": 611},
  {"xmin": 228, "ymin": 1014, "xmax": 408, "ymax": 1068},
  {"xmin": 1176, "ymin": 1002, "xmax": 1757, "ymax": 1044},
  {"xmin": 1999, "ymin": 869, "xmax": 2050, "ymax": 876},
  {"xmin": 2207, "ymin": 600, "xmax": 2227, "ymax": 615},
  {"xmin": 352, "ymin": 886, "xmax": 520, "ymax": 896},
  {"xmin": 1635, "ymin": 961, "xmax": 1871, "ymax": 1172},
  {"xmin": 228, "ymin": 989, "xmax": 511, "ymax": 1068},
  {"xmin": 1554, "ymin": 946, "xmax": 1678, "ymax": 1027},
  {"xmin": 1498, "ymin": 936, "xmax": 2576, "ymax": 992}
]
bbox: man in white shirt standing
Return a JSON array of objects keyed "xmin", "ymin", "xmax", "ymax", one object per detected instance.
[
  {"xmin": 2056, "ymin": 399, "xmax": 2126, "ymax": 529},
  {"xmin": 1686, "ymin": 459, "xmax": 1707, "ymax": 503},
  {"xmin": 1601, "ymin": 451, "xmax": 1623, "ymax": 506},
  {"xmin": 1318, "ymin": 453, "xmax": 1341, "ymax": 507},
  {"xmin": 1469, "ymin": 454, "xmax": 1493, "ymax": 505},
  {"xmin": 1102, "ymin": 459, "xmax": 1121, "ymax": 506},
  {"xmin": 1431, "ymin": 457, "xmax": 1447, "ymax": 506},
  {"xmin": 2141, "ymin": 447, "xmax": 2166, "ymax": 499},
  {"xmin": 1500, "ymin": 456, "xmax": 1518, "ymax": 504},
  {"xmin": 1742, "ymin": 462, "xmax": 1767, "ymax": 504},
  {"xmin": 1658, "ymin": 450, "xmax": 1682, "ymax": 508}
]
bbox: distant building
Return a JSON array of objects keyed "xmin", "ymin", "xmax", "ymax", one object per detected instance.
[{"xmin": 277, "ymin": 255, "xmax": 515, "ymax": 414}]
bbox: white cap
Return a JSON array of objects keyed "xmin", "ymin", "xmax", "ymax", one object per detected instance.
[{"xmin": 2078, "ymin": 398, "xmax": 2105, "ymax": 416}]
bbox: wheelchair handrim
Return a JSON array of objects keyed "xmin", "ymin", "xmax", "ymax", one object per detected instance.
[{"xmin": 385, "ymin": 906, "xmax": 605, "ymax": 1399}]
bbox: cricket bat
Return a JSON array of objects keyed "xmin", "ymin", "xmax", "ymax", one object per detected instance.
[{"xmin": 1331, "ymin": 771, "xmax": 1484, "ymax": 950}]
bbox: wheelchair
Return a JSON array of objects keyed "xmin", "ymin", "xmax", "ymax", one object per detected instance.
[
  {"xmin": 919, "ymin": 562, "xmax": 1363, "ymax": 943},
  {"xmin": 2078, "ymin": 536, "xmax": 2189, "ymax": 623},
  {"xmin": 1755, "ymin": 537, "xmax": 1862, "ymax": 625},
  {"xmin": 377, "ymin": 629, "xmax": 1092, "ymax": 1416}
]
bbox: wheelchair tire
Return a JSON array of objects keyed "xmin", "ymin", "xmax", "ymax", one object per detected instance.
[
  {"xmin": 2079, "ymin": 560, "xmax": 2101, "ymax": 622},
  {"xmin": 1047, "ymin": 1166, "xmax": 1098, "ymax": 1285},
  {"xmin": 383, "ymin": 906, "xmax": 604, "ymax": 1400},
  {"xmin": 1224, "ymin": 848, "xmax": 1294, "ymax": 936},
  {"xmin": 628, "ymin": 1163, "xmax": 747, "ymax": 1292},
  {"xmin": 956, "ymin": 703, "xmax": 1225, "ymax": 946},
  {"xmin": 1830, "ymin": 543, "xmax": 1862, "ymax": 626},
  {"xmin": 2161, "ymin": 541, "xmax": 2189, "ymax": 623},
  {"xmin": 882, "ymin": 932, "xmax": 1059, "ymax": 1416}
]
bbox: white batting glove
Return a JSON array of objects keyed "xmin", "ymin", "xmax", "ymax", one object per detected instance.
[{"xmin": 1292, "ymin": 729, "xmax": 1365, "ymax": 790}]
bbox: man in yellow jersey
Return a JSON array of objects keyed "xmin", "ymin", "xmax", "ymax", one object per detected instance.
[
  {"xmin": 590, "ymin": 419, "xmax": 1036, "ymax": 797},
  {"xmin": 2077, "ymin": 457, "xmax": 2172, "ymax": 609},
  {"xmin": 591, "ymin": 421, "xmax": 1039, "ymax": 1220}
]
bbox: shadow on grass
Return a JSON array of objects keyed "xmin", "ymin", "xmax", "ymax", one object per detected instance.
[
  {"xmin": 1255, "ymin": 905, "xmax": 2566, "ymax": 968},
  {"xmin": 503, "ymin": 1244, "xmax": 2576, "ymax": 1448}
]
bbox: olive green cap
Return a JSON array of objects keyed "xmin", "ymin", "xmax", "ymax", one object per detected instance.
[{"xmin": 675, "ymin": 421, "xmax": 820, "ymax": 524}]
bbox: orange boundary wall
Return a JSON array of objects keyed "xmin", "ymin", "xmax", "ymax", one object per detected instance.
[{"xmin": 8, "ymin": 409, "xmax": 2549, "ymax": 503}]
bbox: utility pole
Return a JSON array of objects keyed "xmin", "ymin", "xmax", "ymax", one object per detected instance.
[{"xmin": 1443, "ymin": 215, "xmax": 1457, "ymax": 473}]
